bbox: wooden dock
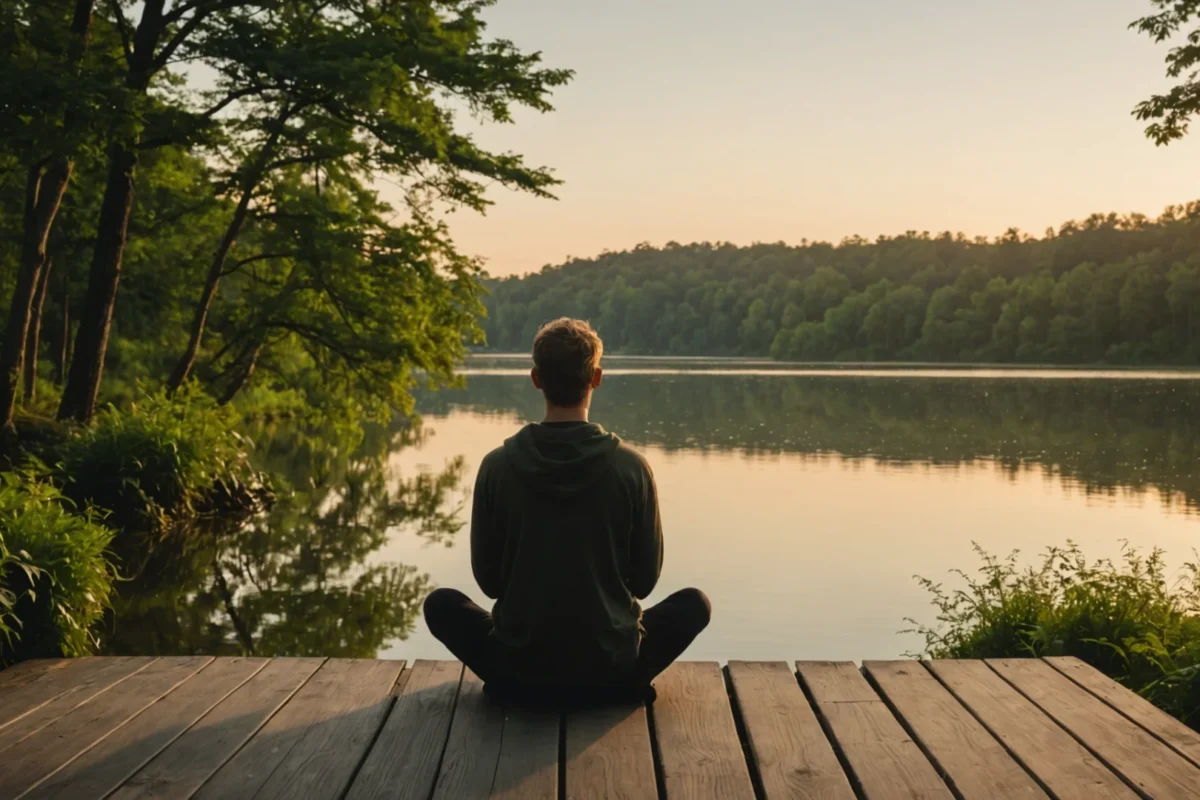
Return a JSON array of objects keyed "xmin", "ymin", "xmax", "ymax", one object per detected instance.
[{"xmin": 2, "ymin": 657, "xmax": 1199, "ymax": 799}]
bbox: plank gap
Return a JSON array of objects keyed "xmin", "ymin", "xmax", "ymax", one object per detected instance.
[
  {"xmin": 644, "ymin": 696, "xmax": 668, "ymax": 800},
  {"xmin": 918, "ymin": 661, "xmax": 1059, "ymax": 800},
  {"xmin": 336, "ymin": 694, "xmax": 398, "ymax": 800},
  {"xmin": 0, "ymin": 658, "xmax": 159, "ymax": 751},
  {"xmin": 1043, "ymin": 657, "xmax": 1200, "ymax": 771},
  {"xmin": 722, "ymin": 665, "xmax": 768, "ymax": 800},
  {"xmin": 860, "ymin": 663, "xmax": 967, "ymax": 800},
  {"xmin": 792, "ymin": 666, "xmax": 869, "ymax": 800},
  {"xmin": 556, "ymin": 710, "xmax": 566, "ymax": 800},
  {"xmin": 983, "ymin": 660, "xmax": 1151, "ymax": 800},
  {"xmin": 428, "ymin": 664, "xmax": 466, "ymax": 798}
]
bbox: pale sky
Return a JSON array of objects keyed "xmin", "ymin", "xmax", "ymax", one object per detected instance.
[{"xmin": 412, "ymin": 0, "xmax": 1200, "ymax": 277}]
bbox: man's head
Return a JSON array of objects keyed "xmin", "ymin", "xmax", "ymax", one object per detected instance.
[{"xmin": 531, "ymin": 318, "xmax": 604, "ymax": 409}]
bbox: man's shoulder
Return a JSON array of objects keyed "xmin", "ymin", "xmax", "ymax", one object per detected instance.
[
  {"xmin": 476, "ymin": 444, "xmax": 510, "ymax": 478},
  {"xmin": 611, "ymin": 440, "xmax": 654, "ymax": 477},
  {"xmin": 481, "ymin": 443, "xmax": 509, "ymax": 465}
]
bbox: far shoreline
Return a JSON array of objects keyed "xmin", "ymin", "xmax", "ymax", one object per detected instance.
[{"xmin": 466, "ymin": 351, "xmax": 1200, "ymax": 374}]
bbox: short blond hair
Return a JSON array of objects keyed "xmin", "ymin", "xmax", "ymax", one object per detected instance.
[{"xmin": 532, "ymin": 318, "xmax": 604, "ymax": 406}]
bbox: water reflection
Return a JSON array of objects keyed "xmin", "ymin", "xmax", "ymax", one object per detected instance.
[
  {"xmin": 101, "ymin": 419, "xmax": 466, "ymax": 657},
  {"xmin": 416, "ymin": 370, "xmax": 1200, "ymax": 513},
  {"xmin": 101, "ymin": 363, "xmax": 1200, "ymax": 661}
]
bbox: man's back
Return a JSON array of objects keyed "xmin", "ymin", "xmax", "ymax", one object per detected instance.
[
  {"xmin": 471, "ymin": 420, "xmax": 662, "ymax": 685},
  {"xmin": 422, "ymin": 317, "xmax": 708, "ymax": 697}
]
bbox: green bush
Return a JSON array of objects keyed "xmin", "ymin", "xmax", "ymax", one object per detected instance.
[
  {"xmin": 0, "ymin": 469, "xmax": 116, "ymax": 666},
  {"xmin": 910, "ymin": 542, "xmax": 1200, "ymax": 728},
  {"xmin": 57, "ymin": 385, "xmax": 261, "ymax": 538}
]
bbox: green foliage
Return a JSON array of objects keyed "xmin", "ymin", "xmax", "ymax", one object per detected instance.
[
  {"xmin": 482, "ymin": 209, "xmax": 1200, "ymax": 364},
  {"xmin": 0, "ymin": 0, "xmax": 570, "ymax": 423},
  {"xmin": 909, "ymin": 543, "xmax": 1200, "ymax": 727},
  {"xmin": 56, "ymin": 385, "xmax": 262, "ymax": 545},
  {"xmin": 0, "ymin": 529, "xmax": 40, "ymax": 649},
  {"xmin": 203, "ymin": 174, "xmax": 486, "ymax": 420},
  {"xmin": 0, "ymin": 467, "xmax": 115, "ymax": 665},
  {"xmin": 1131, "ymin": 1, "xmax": 1200, "ymax": 145}
]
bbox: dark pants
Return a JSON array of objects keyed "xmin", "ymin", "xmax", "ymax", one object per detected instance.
[{"xmin": 423, "ymin": 587, "xmax": 711, "ymax": 698}]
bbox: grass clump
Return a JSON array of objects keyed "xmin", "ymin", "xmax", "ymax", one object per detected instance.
[
  {"xmin": 57, "ymin": 385, "xmax": 265, "ymax": 541},
  {"xmin": 909, "ymin": 542, "xmax": 1200, "ymax": 728},
  {"xmin": 0, "ymin": 467, "xmax": 116, "ymax": 665}
]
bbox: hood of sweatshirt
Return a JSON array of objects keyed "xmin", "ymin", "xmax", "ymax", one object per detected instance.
[{"xmin": 502, "ymin": 422, "xmax": 622, "ymax": 496}]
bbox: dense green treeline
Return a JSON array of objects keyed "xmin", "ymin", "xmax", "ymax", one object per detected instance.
[{"xmin": 481, "ymin": 208, "xmax": 1200, "ymax": 364}]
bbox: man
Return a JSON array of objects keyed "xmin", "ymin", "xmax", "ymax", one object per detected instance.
[{"xmin": 423, "ymin": 318, "xmax": 710, "ymax": 703}]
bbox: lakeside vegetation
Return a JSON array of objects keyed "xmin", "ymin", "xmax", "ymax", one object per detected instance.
[
  {"xmin": 911, "ymin": 544, "xmax": 1200, "ymax": 730},
  {"xmin": 0, "ymin": 0, "xmax": 565, "ymax": 666}
]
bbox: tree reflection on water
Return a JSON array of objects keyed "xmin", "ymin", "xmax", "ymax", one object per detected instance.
[
  {"xmin": 417, "ymin": 370, "xmax": 1200, "ymax": 512},
  {"xmin": 100, "ymin": 417, "xmax": 466, "ymax": 657}
]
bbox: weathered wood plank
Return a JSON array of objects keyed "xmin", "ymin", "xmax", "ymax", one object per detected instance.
[
  {"xmin": 652, "ymin": 661, "xmax": 755, "ymax": 800},
  {"xmin": 863, "ymin": 661, "xmax": 1045, "ymax": 799},
  {"xmin": 726, "ymin": 661, "xmax": 853, "ymax": 800},
  {"xmin": 345, "ymin": 660, "xmax": 463, "ymax": 800},
  {"xmin": 427, "ymin": 670, "xmax": 561, "ymax": 800},
  {"xmin": 253, "ymin": 659, "xmax": 400, "ymax": 800},
  {"xmin": 430, "ymin": 669, "xmax": 504, "ymax": 799},
  {"xmin": 0, "ymin": 657, "xmax": 155, "ymax": 752},
  {"xmin": 110, "ymin": 658, "xmax": 324, "ymax": 800},
  {"xmin": 0, "ymin": 659, "xmax": 107, "ymax": 717},
  {"xmin": 0, "ymin": 656, "xmax": 212, "ymax": 800},
  {"xmin": 565, "ymin": 700, "xmax": 655, "ymax": 800},
  {"xmin": 194, "ymin": 658, "xmax": 403, "ymax": 800},
  {"xmin": 23, "ymin": 658, "xmax": 267, "ymax": 800},
  {"xmin": 1045, "ymin": 656, "xmax": 1200, "ymax": 769},
  {"xmin": 489, "ymin": 706, "xmax": 559, "ymax": 800},
  {"xmin": 796, "ymin": 661, "xmax": 951, "ymax": 800},
  {"xmin": 926, "ymin": 660, "xmax": 1133, "ymax": 800},
  {"xmin": 990, "ymin": 658, "xmax": 1200, "ymax": 799},
  {"xmin": 0, "ymin": 658, "xmax": 55, "ymax": 689}
]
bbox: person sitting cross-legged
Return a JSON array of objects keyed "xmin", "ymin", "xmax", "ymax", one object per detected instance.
[{"xmin": 423, "ymin": 317, "xmax": 711, "ymax": 705}]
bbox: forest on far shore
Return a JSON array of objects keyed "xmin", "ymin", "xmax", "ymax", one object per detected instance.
[{"xmin": 481, "ymin": 206, "xmax": 1200, "ymax": 364}]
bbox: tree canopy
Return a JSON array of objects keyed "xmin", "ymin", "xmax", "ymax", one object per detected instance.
[{"xmin": 0, "ymin": 0, "xmax": 571, "ymax": 427}]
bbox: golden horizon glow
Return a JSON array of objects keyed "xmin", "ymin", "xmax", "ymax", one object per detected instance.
[{"xmin": 385, "ymin": 0, "xmax": 1200, "ymax": 277}]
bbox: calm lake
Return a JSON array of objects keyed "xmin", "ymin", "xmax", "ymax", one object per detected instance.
[{"xmin": 103, "ymin": 357, "xmax": 1200, "ymax": 662}]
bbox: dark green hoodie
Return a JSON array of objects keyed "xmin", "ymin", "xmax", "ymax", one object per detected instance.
[{"xmin": 471, "ymin": 421, "xmax": 663, "ymax": 686}]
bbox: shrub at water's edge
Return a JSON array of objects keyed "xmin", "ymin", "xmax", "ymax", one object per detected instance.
[
  {"xmin": 0, "ymin": 469, "xmax": 116, "ymax": 666},
  {"xmin": 0, "ymin": 387, "xmax": 276, "ymax": 667},
  {"xmin": 909, "ymin": 542, "xmax": 1200, "ymax": 729},
  {"xmin": 55, "ymin": 385, "xmax": 272, "ymax": 577}
]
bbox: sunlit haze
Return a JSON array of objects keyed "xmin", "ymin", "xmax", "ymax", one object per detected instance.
[{"xmin": 409, "ymin": 0, "xmax": 1200, "ymax": 277}]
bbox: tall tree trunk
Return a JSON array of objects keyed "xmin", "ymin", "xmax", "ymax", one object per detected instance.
[
  {"xmin": 0, "ymin": 161, "xmax": 72, "ymax": 429},
  {"xmin": 23, "ymin": 259, "xmax": 52, "ymax": 404},
  {"xmin": 57, "ymin": 283, "xmax": 70, "ymax": 387},
  {"xmin": 57, "ymin": 143, "xmax": 138, "ymax": 422},
  {"xmin": 167, "ymin": 120, "xmax": 286, "ymax": 392},
  {"xmin": 57, "ymin": 0, "xmax": 164, "ymax": 422},
  {"xmin": 167, "ymin": 191, "xmax": 256, "ymax": 392},
  {"xmin": 0, "ymin": 0, "xmax": 98, "ymax": 427}
]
